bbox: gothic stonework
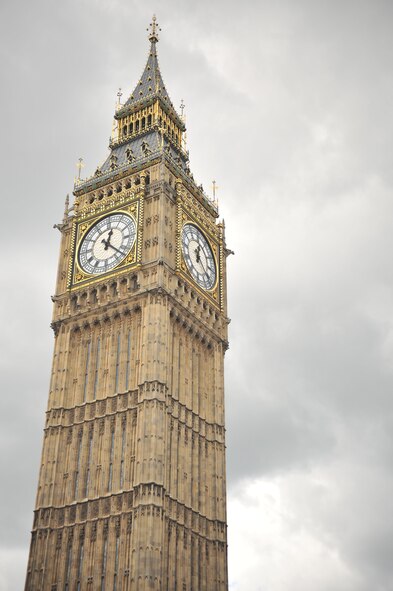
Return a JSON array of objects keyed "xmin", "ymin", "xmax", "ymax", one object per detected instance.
[{"xmin": 26, "ymin": 17, "xmax": 229, "ymax": 591}]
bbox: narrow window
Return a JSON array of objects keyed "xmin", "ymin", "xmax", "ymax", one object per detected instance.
[
  {"xmin": 76, "ymin": 541, "xmax": 84, "ymax": 591},
  {"xmin": 113, "ymin": 535, "xmax": 120, "ymax": 591},
  {"xmin": 93, "ymin": 337, "xmax": 100, "ymax": 399},
  {"xmin": 85, "ymin": 430, "xmax": 93, "ymax": 497},
  {"xmin": 115, "ymin": 333, "xmax": 121, "ymax": 393},
  {"xmin": 83, "ymin": 340, "xmax": 91, "ymax": 401},
  {"xmin": 64, "ymin": 543, "xmax": 72, "ymax": 590},
  {"xmin": 119, "ymin": 422, "xmax": 126, "ymax": 488},
  {"xmin": 135, "ymin": 120, "xmax": 139, "ymax": 132},
  {"xmin": 74, "ymin": 434, "xmax": 82, "ymax": 497},
  {"xmin": 141, "ymin": 116, "xmax": 146, "ymax": 129},
  {"xmin": 147, "ymin": 114, "xmax": 152, "ymax": 126},
  {"xmin": 125, "ymin": 331, "xmax": 131, "ymax": 391},
  {"xmin": 129, "ymin": 122, "xmax": 133, "ymax": 134},
  {"xmin": 101, "ymin": 537, "xmax": 108, "ymax": 591},
  {"xmin": 108, "ymin": 430, "xmax": 115, "ymax": 491}
]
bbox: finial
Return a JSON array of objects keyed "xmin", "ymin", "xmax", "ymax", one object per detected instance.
[
  {"xmin": 212, "ymin": 180, "xmax": 219, "ymax": 199},
  {"xmin": 76, "ymin": 157, "xmax": 84, "ymax": 180},
  {"xmin": 148, "ymin": 15, "xmax": 161, "ymax": 43},
  {"xmin": 117, "ymin": 87, "xmax": 123, "ymax": 104},
  {"xmin": 63, "ymin": 194, "xmax": 70, "ymax": 222},
  {"xmin": 180, "ymin": 99, "xmax": 185, "ymax": 118}
]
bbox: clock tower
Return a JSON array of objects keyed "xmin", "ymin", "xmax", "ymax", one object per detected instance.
[{"xmin": 25, "ymin": 17, "xmax": 229, "ymax": 591}]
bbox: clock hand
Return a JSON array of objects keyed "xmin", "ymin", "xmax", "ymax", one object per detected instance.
[
  {"xmin": 101, "ymin": 229, "xmax": 114, "ymax": 250},
  {"xmin": 107, "ymin": 243, "xmax": 126, "ymax": 256},
  {"xmin": 193, "ymin": 245, "xmax": 207, "ymax": 273},
  {"xmin": 199, "ymin": 258, "xmax": 207, "ymax": 273},
  {"xmin": 195, "ymin": 245, "xmax": 201, "ymax": 263}
]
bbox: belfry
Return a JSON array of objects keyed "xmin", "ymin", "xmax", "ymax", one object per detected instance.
[{"xmin": 25, "ymin": 17, "xmax": 229, "ymax": 591}]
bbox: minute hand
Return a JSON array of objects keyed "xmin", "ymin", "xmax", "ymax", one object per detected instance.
[
  {"xmin": 198, "ymin": 256, "xmax": 207, "ymax": 274},
  {"xmin": 108, "ymin": 243, "xmax": 126, "ymax": 255}
]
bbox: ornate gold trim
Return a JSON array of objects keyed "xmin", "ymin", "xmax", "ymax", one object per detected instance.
[
  {"xmin": 68, "ymin": 196, "xmax": 143, "ymax": 290},
  {"xmin": 176, "ymin": 199, "xmax": 222, "ymax": 309},
  {"xmin": 219, "ymin": 224, "xmax": 224, "ymax": 312}
]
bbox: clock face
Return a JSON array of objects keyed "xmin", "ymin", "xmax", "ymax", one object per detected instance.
[
  {"xmin": 181, "ymin": 223, "xmax": 216, "ymax": 290},
  {"xmin": 78, "ymin": 212, "xmax": 136, "ymax": 275}
]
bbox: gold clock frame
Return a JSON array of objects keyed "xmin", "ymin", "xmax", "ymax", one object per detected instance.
[
  {"xmin": 176, "ymin": 204, "xmax": 223, "ymax": 310},
  {"xmin": 68, "ymin": 196, "xmax": 143, "ymax": 290}
]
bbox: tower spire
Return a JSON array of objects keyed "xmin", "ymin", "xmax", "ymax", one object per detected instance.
[
  {"xmin": 148, "ymin": 14, "xmax": 161, "ymax": 43},
  {"xmin": 123, "ymin": 16, "xmax": 172, "ymax": 109}
]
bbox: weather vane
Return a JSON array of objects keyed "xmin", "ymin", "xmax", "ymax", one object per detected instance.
[{"xmin": 148, "ymin": 14, "xmax": 161, "ymax": 42}]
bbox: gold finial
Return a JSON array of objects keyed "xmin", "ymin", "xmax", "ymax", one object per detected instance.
[
  {"xmin": 148, "ymin": 15, "xmax": 161, "ymax": 42},
  {"xmin": 76, "ymin": 157, "xmax": 84, "ymax": 180}
]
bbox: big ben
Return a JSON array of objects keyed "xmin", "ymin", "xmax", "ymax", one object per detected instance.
[{"xmin": 25, "ymin": 16, "xmax": 229, "ymax": 591}]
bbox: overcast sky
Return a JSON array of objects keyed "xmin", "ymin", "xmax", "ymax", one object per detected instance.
[{"xmin": 1, "ymin": 0, "xmax": 393, "ymax": 589}]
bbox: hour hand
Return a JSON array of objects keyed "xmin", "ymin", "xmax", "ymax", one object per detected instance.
[{"xmin": 101, "ymin": 229, "xmax": 113, "ymax": 250}]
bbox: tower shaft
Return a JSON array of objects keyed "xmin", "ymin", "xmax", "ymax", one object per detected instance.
[{"xmin": 25, "ymin": 23, "xmax": 229, "ymax": 591}]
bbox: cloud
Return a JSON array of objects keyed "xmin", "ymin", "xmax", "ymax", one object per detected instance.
[{"xmin": 2, "ymin": 1, "xmax": 393, "ymax": 590}]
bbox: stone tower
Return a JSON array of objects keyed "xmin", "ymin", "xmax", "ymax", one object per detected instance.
[{"xmin": 25, "ymin": 17, "xmax": 229, "ymax": 591}]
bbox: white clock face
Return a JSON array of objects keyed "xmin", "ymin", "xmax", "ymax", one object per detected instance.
[
  {"xmin": 78, "ymin": 213, "xmax": 136, "ymax": 275},
  {"xmin": 181, "ymin": 223, "xmax": 216, "ymax": 290}
]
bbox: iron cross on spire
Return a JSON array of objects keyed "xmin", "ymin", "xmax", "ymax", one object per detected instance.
[{"xmin": 148, "ymin": 14, "xmax": 161, "ymax": 42}]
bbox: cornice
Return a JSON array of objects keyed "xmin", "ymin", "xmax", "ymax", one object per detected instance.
[{"xmin": 51, "ymin": 268, "xmax": 229, "ymax": 347}]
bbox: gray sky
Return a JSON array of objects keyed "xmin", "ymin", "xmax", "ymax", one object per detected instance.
[{"xmin": 1, "ymin": 0, "xmax": 393, "ymax": 589}]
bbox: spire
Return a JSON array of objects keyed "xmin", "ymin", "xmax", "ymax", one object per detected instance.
[
  {"xmin": 148, "ymin": 14, "xmax": 160, "ymax": 43},
  {"xmin": 92, "ymin": 16, "xmax": 190, "ymax": 190},
  {"xmin": 123, "ymin": 16, "xmax": 174, "ymax": 110}
]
